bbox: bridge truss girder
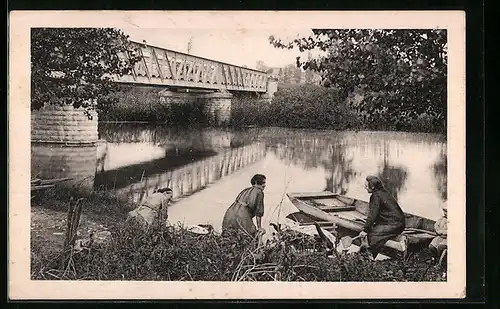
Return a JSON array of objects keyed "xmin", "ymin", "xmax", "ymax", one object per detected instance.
[{"xmin": 113, "ymin": 41, "xmax": 268, "ymax": 93}]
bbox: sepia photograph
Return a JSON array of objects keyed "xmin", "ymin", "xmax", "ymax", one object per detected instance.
[{"xmin": 9, "ymin": 11, "xmax": 466, "ymax": 299}]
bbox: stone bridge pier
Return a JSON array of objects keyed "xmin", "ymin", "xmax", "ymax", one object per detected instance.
[
  {"xmin": 159, "ymin": 90, "xmax": 233, "ymax": 126},
  {"xmin": 158, "ymin": 76, "xmax": 279, "ymax": 126}
]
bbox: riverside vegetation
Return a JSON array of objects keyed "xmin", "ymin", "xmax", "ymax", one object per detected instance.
[
  {"xmin": 99, "ymin": 84, "xmax": 445, "ymax": 134},
  {"xmin": 31, "ymin": 187, "xmax": 446, "ymax": 282}
]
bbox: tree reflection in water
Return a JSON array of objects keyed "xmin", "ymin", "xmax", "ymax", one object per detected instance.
[
  {"xmin": 324, "ymin": 141, "xmax": 357, "ymax": 195},
  {"xmin": 376, "ymin": 141, "xmax": 408, "ymax": 201},
  {"xmin": 268, "ymin": 133, "xmax": 356, "ymax": 195},
  {"xmin": 432, "ymin": 145, "xmax": 447, "ymax": 202}
]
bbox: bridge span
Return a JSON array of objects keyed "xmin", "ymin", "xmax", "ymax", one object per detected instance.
[{"xmin": 114, "ymin": 40, "xmax": 270, "ymax": 93}]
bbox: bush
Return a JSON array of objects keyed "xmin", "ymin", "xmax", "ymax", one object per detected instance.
[
  {"xmin": 230, "ymin": 94, "xmax": 272, "ymax": 127},
  {"xmin": 268, "ymin": 85, "xmax": 361, "ymax": 130},
  {"xmin": 99, "ymin": 86, "xmax": 209, "ymax": 126}
]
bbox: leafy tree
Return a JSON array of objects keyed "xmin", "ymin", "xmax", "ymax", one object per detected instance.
[
  {"xmin": 269, "ymin": 29, "xmax": 447, "ymax": 132},
  {"xmin": 31, "ymin": 28, "xmax": 141, "ymax": 116}
]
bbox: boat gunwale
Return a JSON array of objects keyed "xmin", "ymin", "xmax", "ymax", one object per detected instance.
[{"xmin": 286, "ymin": 191, "xmax": 436, "ymax": 226}]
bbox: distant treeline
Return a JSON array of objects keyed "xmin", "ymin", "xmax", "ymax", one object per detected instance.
[{"xmin": 99, "ymin": 85, "xmax": 446, "ymax": 134}]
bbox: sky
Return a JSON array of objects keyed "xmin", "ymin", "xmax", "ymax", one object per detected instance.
[{"xmin": 120, "ymin": 28, "xmax": 320, "ymax": 70}]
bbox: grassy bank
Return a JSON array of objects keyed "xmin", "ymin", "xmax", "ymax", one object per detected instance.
[
  {"xmin": 31, "ymin": 187, "xmax": 446, "ymax": 282},
  {"xmin": 98, "ymin": 85, "xmax": 445, "ymax": 134}
]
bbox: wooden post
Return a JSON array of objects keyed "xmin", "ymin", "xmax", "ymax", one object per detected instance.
[{"xmin": 60, "ymin": 197, "xmax": 84, "ymax": 271}]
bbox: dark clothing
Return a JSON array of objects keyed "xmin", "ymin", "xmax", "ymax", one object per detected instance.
[
  {"xmin": 367, "ymin": 223, "xmax": 405, "ymax": 257},
  {"xmin": 363, "ymin": 189, "xmax": 406, "ymax": 256},
  {"xmin": 222, "ymin": 186, "xmax": 264, "ymax": 237},
  {"xmin": 363, "ymin": 189, "xmax": 405, "ymax": 233}
]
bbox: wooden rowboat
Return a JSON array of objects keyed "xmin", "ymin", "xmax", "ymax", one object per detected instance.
[
  {"xmin": 31, "ymin": 177, "xmax": 73, "ymax": 192},
  {"xmin": 286, "ymin": 191, "xmax": 437, "ymax": 253}
]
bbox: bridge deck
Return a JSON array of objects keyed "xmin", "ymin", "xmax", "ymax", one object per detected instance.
[{"xmin": 113, "ymin": 41, "xmax": 268, "ymax": 92}]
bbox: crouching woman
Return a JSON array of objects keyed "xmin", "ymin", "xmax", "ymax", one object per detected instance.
[
  {"xmin": 222, "ymin": 174, "xmax": 266, "ymax": 238},
  {"xmin": 358, "ymin": 176, "xmax": 408, "ymax": 260},
  {"xmin": 126, "ymin": 187, "xmax": 173, "ymax": 229}
]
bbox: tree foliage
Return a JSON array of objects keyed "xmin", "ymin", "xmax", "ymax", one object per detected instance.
[
  {"xmin": 269, "ymin": 29, "xmax": 447, "ymax": 131},
  {"xmin": 268, "ymin": 84, "xmax": 360, "ymax": 130},
  {"xmin": 31, "ymin": 28, "xmax": 142, "ymax": 115}
]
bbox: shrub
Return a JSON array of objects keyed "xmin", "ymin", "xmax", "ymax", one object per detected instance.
[
  {"xmin": 230, "ymin": 94, "xmax": 272, "ymax": 127},
  {"xmin": 99, "ymin": 86, "xmax": 209, "ymax": 126},
  {"xmin": 268, "ymin": 84, "xmax": 361, "ymax": 130}
]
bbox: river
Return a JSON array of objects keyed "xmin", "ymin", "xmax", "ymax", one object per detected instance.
[{"xmin": 91, "ymin": 123, "xmax": 447, "ymax": 232}]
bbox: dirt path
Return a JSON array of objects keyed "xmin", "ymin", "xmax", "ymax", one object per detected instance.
[{"xmin": 31, "ymin": 205, "xmax": 121, "ymax": 254}]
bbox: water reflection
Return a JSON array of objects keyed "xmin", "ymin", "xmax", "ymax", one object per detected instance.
[
  {"xmin": 32, "ymin": 125, "xmax": 447, "ymax": 224},
  {"xmin": 249, "ymin": 128, "xmax": 446, "ymax": 219},
  {"xmin": 323, "ymin": 142, "xmax": 357, "ymax": 195},
  {"xmin": 109, "ymin": 143, "xmax": 267, "ymax": 203},
  {"xmin": 95, "ymin": 123, "xmax": 266, "ymax": 202},
  {"xmin": 31, "ymin": 142, "xmax": 97, "ymax": 192},
  {"xmin": 94, "ymin": 147, "xmax": 218, "ymax": 191},
  {"xmin": 98, "ymin": 122, "xmax": 253, "ymax": 150},
  {"xmin": 166, "ymin": 130, "xmax": 447, "ymax": 231},
  {"xmin": 376, "ymin": 141, "xmax": 408, "ymax": 201}
]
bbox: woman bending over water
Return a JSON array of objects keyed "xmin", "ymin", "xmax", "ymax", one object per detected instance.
[
  {"xmin": 126, "ymin": 187, "xmax": 173, "ymax": 229},
  {"xmin": 358, "ymin": 176, "xmax": 408, "ymax": 260},
  {"xmin": 222, "ymin": 174, "xmax": 266, "ymax": 237}
]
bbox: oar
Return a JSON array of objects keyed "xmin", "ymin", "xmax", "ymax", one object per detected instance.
[
  {"xmin": 313, "ymin": 222, "xmax": 335, "ymax": 249},
  {"xmin": 299, "ymin": 221, "xmax": 334, "ymax": 227}
]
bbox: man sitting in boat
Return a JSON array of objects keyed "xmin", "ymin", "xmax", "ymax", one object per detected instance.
[
  {"xmin": 429, "ymin": 200, "xmax": 447, "ymax": 261},
  {"xmin": 126, "ymin": 187, "xmax": 173, "ymax": 229},
  {"xmin": 358, "ymin": 176, "xmax": 408, "ymax": 260},
  {"xmin": 222, "ymin": 174, "xmax": 266, "ymax": 238}
]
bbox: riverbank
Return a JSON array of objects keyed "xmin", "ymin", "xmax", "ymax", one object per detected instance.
[
  {"xmin": 31, "ymin": 187, "xmax": 446, "ymax": 282},
  {"xmin": 99, "ymin": 85, "xmax": 445, "ymax": 134}
]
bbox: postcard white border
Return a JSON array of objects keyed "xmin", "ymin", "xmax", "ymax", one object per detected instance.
[{"xmin": 8, "ymin": 10, "xmax": 466, "ymax": 300}]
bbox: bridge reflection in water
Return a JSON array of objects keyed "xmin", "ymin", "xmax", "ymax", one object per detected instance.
[{"xmin": 95, "ymin": 142, "xmax": 266, "ymax": 203}]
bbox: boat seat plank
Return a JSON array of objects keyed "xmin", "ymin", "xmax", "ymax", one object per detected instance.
[
  {"xmin": 310, "ymin": 198, "xmax": 346, "ymax": 207},
  {"xmin": 289, "ymin": 191, "xmax": 336, "ymax": 199},
  {"xmin": 318, "ymin": 205, "xmax": 357, "ymax": 212}
]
